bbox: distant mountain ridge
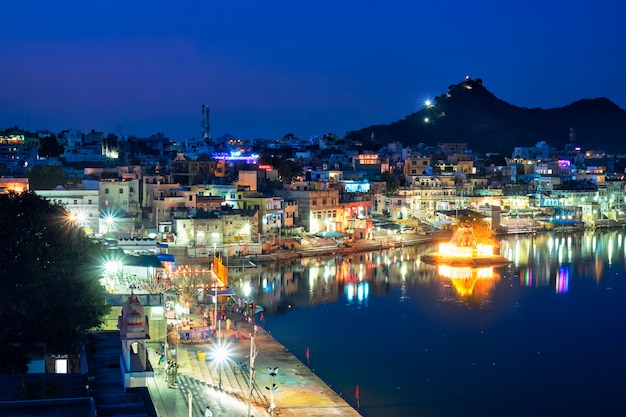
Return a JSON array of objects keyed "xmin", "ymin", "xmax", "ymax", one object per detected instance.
[{"xmin": 345, "ymin": 78, "xmax": 626, "ymax": 155}]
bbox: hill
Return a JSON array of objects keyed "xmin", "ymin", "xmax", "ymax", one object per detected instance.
[{"xmin": 345, "ymin": 78, "xmax": 626, "ymax": 155}]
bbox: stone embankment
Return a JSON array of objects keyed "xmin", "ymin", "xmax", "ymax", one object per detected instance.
[
  {"xmin": 148, "ymin": 309, "xmax": 363, "ymax": 417},
  {"xmin": 167, "ymin": 231, "xmax": 452, "ymax": 265}
]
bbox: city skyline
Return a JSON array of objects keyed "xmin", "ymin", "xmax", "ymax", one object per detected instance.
[{"xmin": 1, "ymin": 0, "xmax": 625, "ymax": 141}]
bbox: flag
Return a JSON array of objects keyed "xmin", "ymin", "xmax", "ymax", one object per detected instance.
[
  {"xmin": 355, "ymin": 385, "xmax": 360, "ymax": 400},
  {"xmin": 260, "ymin": 312, "xmax": 265, "ymax": 322},
  {"xmin": 213, "ymin": 255, "xmax": 228, "ymax": 287},
  {"xmin": 305, "ymin": 347, "xmax": 310, "ymax": 361}
]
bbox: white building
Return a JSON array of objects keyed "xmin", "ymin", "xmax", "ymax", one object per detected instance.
[{"xmin": 34, "ymin": 188, "xmax": 100, "ymax": 235}]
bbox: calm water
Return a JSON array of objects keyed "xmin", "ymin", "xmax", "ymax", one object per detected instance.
[{"xmin": 248, "ymin": 231, "xmax": 626, "ymax": 417}]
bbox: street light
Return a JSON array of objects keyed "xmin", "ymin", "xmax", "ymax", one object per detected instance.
[
  {"xmin": 174, "ymin": 304, "xmax": 184, "ymax": 361},
  {"xmin": 266, "ymin": 367, "xmax": 278, "ymax": 417},
  {"xmin": 211, "ymin": 342, "xmax": 229, "ymax": 391},
  {"xmin": 103, "ymin": 212, "xmax": 117, "ymax": 234}
]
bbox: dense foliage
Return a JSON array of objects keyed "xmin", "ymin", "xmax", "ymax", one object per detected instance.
[
  {"xmin": 454, "ymin": 210, "xmax": 497, "ymax": 247},
  {"xmin": 0, "ymin": 191, "xmax": 110, "ymax": 373},
  {"xmin": 27, "ymin": 165, "xmax": 67, "ymax": 190},
  {"xmin": 37, "ymin": 135, "xmax": 64, "ymax": 158},
  {"xmin": 260, "ymin": 154, "xmax": 303, "ymax": 182},
  {"xmin": 381, "ymin": 170, "xmax": 402, "ymax": 194}
]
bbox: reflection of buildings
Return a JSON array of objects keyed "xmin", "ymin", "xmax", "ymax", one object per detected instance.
[
  {"xmin": 254, "ymin": 259, "xmax": 304, "ymax": 314},
  {"xmin": 501, "ymin": 231, "xmax": 624, "ymax": 289},
  {"xmin": 437, "ymin": 265, "xmax": 499, "ymax": 304}
]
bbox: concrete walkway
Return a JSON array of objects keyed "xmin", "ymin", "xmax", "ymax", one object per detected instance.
[
  {"xmin": 146, "ymin": 313, "xmax": 362, "ymax": 417},
  {"xmin": 145, "ymin": 233, "xmax": 451, "ymax": 416}
]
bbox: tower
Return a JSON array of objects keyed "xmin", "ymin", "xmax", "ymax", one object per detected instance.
[
  {"xmin": 201, "ymin": 104, "xmax": 211, "ymax": 144},
  {"xmin": 118, "ymin": 293, "xmax": 154, "ymax": 388}
]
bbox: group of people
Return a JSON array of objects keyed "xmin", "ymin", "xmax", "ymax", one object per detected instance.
[{"xmin": 165, "ymin": 360, "xmax": 178, "ymax": 387}]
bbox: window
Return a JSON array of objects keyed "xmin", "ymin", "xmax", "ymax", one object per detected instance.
[
  {"xmin": 322, "ymin": 199, "xmax": 327, "ymax": 205},
  {"xmin": 312, "ymin": 199, "xmax": 317, "ymax": 206},
  {"xmin": 119, "ymin": 189, "xmax": 123, "ymax": 194},
  {"xmin": 73, "ymin": 199, "xmax": 78, "ymax": 204},
  {"xmin": 105, "ymin": 189, "xmax": 109, "ymax": 194},
  {"xmin": 129, "ymin": 187, "xmax": 134, "ymax": 193}
]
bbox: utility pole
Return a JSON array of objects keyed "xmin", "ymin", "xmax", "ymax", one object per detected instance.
[{"xmin": 247, "ymin": 335, "xmax": 255, "ymax": 417}]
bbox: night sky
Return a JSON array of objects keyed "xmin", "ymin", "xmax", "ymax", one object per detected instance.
[{"xmin": 1, "ymin": 0, "xmax": 625, "ymax": 141}]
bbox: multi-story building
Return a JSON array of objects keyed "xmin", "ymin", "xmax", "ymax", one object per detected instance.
[
  {"xmin": 278, "ymin": 188, "xmax": 340, "ymax": 233},
  {"xmin": 282, "ymin": 200, "xmax": 299, "ymax": 232},
  {"xmin": 142, "ymin": 174, "xmax": 178, "ymax": 208},
  {"xmin": 404, "ymin": 157, "xmax": 431, "ymax": 176},
  {"xmin": 352, "ymin": 152, "xmax": 388, "ymax": 178},
  {"xmin": 99, "ymin": 178, "xmax": 141, "ymax": 230},
  {"xmin": 194, "ymin": 184, "xmax": 238, "ymax": 207},
  {"xmin": 0, "ymin": 134, "xmax": 35, "ymax": 174},
  {"xmin": 236, "ymin": 170, "xmax": 259, "ymax": 191},
  {"xmin": 173, "ymin": 209, "xmax": 258, "ymax": 248},
  {"xmin": 61, "ymin": 129, "xmax": 107, "ymax": 163},
  {"xmin": 236, "ymin": 192, "xmax": 284, "ymax": 235},
  {"xmin": 170, "ymin": 152, "xmax": 218, "ymax": 186},
  {"xmin": 151, "ymin": 187, "xmax": 196, "ymax": 226}
]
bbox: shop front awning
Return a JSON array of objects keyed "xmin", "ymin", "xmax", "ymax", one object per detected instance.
[
  {"xmin": 538, "ymin": 218, "xmax": 584, "ymax": 226},
  {"xmin": 316, "ymin": 231, "xmax": 345, "ymax": 238},
  {"xmin": 209, "ymin": 288, "xmax": 235, "ymax": 297},
  {"xmin": 157, "ymin": 253, "xmax": 175, "ymax": 263}
]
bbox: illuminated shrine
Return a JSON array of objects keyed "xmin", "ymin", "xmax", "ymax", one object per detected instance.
[{"xmin": 421, "ymin": 224, "xmax": 510, "ymax": 266}]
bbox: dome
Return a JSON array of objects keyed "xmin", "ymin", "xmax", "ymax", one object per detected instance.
[{"xmin": 121, "ymin": 293, "xmax": 145, "ymax": 334}]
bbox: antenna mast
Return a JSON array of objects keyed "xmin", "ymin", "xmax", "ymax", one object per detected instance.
[{"xmin": 201, "ymin": 104, "xmax": 211, "ymax": 144}]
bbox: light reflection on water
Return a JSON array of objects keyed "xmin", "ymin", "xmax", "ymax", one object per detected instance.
[{"xmin": 243, "ymin": 230, "xmax": 626, "ymax": 417}]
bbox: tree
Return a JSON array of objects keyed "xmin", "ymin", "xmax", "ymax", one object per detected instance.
[
  {"xmin": 0, "ymin": 192, "xmax": 110, "ymax": 373},
  {"xmin": 381, "ymin": 170, "xmax": 402, "ymax": 194},
  {"xmin": 37, "ymin": 135, "xmax": 64, "ymax": 158},
  {"xmin": 28, "ymin": 165, "xmax": 66, "ymax": 190},
  {"xmin": 485, "ymin": 154, "xmax": 507, "ymax": 167},
  {"xmin": 454, "ymin": 211, "xmax": 497, "ymax": 246},
  {"xmin": 260, "ymin": 154, "xmax": 303, "ymax": 183}
]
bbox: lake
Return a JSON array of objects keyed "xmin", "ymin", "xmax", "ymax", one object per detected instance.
[{"xmin": 251, "ymin": 230, "xmax": 626, "ymax": 417}]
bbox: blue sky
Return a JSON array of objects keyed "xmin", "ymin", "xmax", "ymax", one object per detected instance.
[{"xmin": 1, "ymin": 0, "xmax": 624, "ymax": 141}]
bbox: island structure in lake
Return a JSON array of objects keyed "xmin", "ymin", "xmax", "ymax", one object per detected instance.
[{"xmin": 421, "ymin": 223, "xmax": 511, "ymax": 267}]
